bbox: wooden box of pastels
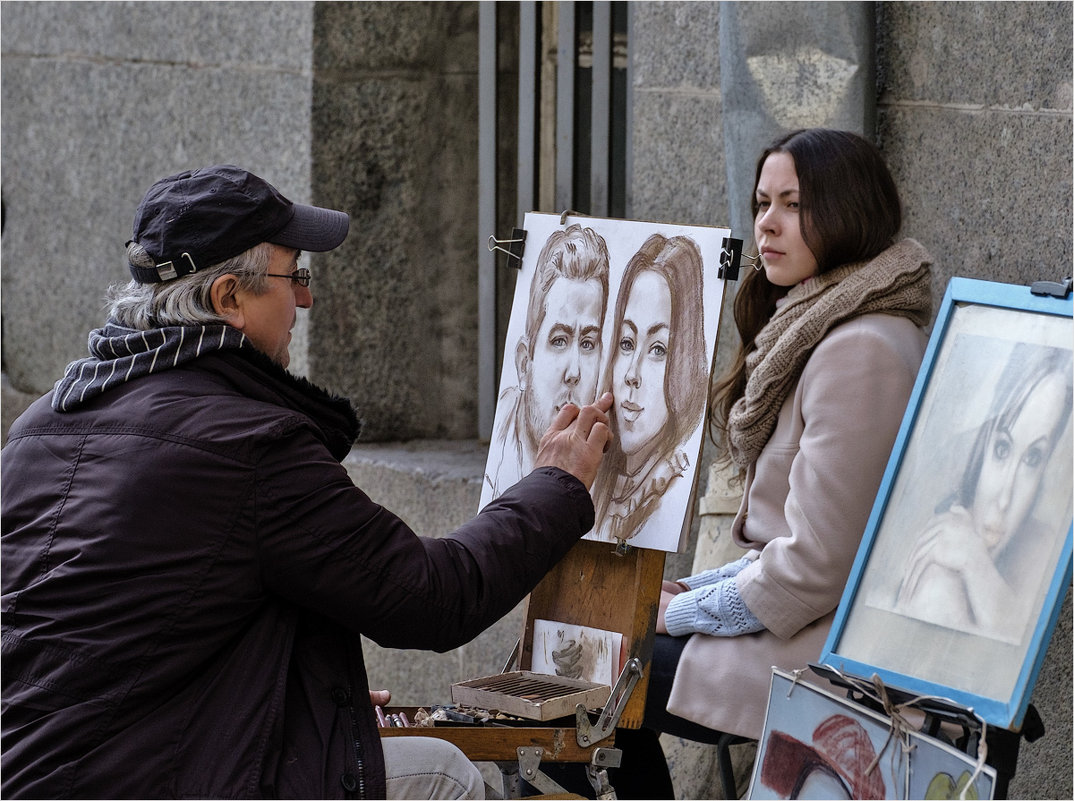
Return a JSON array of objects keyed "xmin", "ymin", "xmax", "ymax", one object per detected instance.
[{"xmin": 450, "ymin": 671, "xmax": 611, "ymax": 722}]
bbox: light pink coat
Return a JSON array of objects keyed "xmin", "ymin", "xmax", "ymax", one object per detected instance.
[{"xmin": 665, "ymin": 312, "xmax": 928, "ymax": 739}]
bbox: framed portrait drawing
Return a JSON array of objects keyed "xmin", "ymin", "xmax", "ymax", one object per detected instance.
[
  {"xmin": 820, "ymin": 277, "xmax": 1073, "ymax": 730},
  {"xmin": 479, "ymin": 212, "xmax": 730, "ymax": 553},
  {"xmin": 748, "ymin": 669, "xmax": 997, "ymax": 800}
]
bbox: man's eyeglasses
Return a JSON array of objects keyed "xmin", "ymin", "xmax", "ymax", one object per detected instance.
[{"xmin": 265, "ymin": 267, "xmax": 312, "ymax": 288}]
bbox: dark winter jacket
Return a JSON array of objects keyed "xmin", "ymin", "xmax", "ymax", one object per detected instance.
[{"xmin": 1, "ymin": 327, "xmax": 594, "ymax": 798}]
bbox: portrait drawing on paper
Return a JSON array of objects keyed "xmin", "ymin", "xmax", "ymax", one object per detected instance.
[
  {"xmin": 834, "ymin": 300, "xmax": 1073, "ymax": 703},
  {"xmin": 480, "ymin": 213, "xmax": 728, "ymax": 553},
  {"xmin": 482, "ymin": 223, "xmax": 611, "ymax": 500},
  {"xmin": 890, "ymin": 340, "xmax": 1072, "ymax": 642}
]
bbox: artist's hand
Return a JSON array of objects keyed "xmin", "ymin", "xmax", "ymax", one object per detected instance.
[
  {"xmin": 369, "ymin": 689, "xmax": 391, "ymax": 707},
  {"xmin": 533, "ymin": 392, "xmax": 613, "ymax": 490},
  {"xmin": 656, "ymin": 580, "xmax": 688, "ymax": 635}
]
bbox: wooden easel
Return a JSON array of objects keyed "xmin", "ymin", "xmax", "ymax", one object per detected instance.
[
  {"xmin": 381, "ymin": 228, "xmax": 743, "ymax": 798},
  {"xmin": 381, "ymin": 537, "xmax": 665, "ymax": 798}
]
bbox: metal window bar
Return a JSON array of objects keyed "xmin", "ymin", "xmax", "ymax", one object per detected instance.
[
  {"xmin": 555, "ymin": 1, "xmax": 576, "ymax": 213},
  {"xmin": 478, "ymin": 2, "xmax": 498, "ymax": 438},
  {"xmin": 518, "ymin": 1, "xmax": 539, "ymax": 223},
  {"xmin": 590, "ymin": 1, "xmax": 611, "ymax": 217}
]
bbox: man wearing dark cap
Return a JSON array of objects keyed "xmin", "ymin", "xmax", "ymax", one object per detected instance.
[{"xmin": 1, "ymin": 165, "xmax": 613, "ymax": 799}]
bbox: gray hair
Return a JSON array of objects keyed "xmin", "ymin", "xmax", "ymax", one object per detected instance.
[{"xmin": 107, "ymin": 242, "xmax": 273, "ymax": 329}]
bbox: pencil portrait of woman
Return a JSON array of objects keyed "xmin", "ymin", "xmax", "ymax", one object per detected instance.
[
  {"xmin": 894, "ymin": 342, "xmax": 1073, "ymax": 640},
  {"xmin": 591, "ymin": 234, "xmax": 709, "ymax": 547}
]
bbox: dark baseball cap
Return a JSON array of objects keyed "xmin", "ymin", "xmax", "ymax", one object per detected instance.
[{"xmin": 126, "ymin": 164, "xmax": 350, "ymax": 283}]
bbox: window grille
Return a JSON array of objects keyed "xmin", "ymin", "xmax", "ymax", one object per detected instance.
[{"xmin": 478, "ymin": 1, "xmax": 630, "ymax": 437}]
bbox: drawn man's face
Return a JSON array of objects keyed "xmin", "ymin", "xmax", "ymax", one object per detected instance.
[
  {"xmin": 520, "ymin": 276, "xmax": 604, "ymax": 445},
  {"xmin": 973, "ymin": 372, "xmax": 1067, "ymax": 554},
  {"xmin": 612, "ymin": 270, "xmax": 671, "ymax": 468}
]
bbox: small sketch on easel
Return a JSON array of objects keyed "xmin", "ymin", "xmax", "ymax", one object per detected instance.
[{"xmin": 531, "ymin": 619, "xmax": 624, "ymax": 687}]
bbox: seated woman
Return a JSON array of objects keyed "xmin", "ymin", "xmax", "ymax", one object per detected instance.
[{"xmin": 588, "ymin": 128, "xmax": 934, "ymax": 799}]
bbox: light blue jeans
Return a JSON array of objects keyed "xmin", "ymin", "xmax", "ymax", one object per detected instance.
[{"xmin": 381, "ymin": 736, "xmax": 485, "ymax": 800}]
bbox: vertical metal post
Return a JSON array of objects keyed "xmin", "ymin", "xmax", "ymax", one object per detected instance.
[
  {"xmin": 555, "ymin": 1, "xmax": 575, "ymax": 213},
  {"xmin": 478, "ymin": 2, "xmax": 497, "ymax": 439},
  {"xmin": 517, "ymin": 1, "xmax": 538, "ymax": 224},
  {"xmin": 624, "ymin": 1, "xmax": 634, "ymax": 219},
  {"xmin": 590, "ymin": 1, "xmax": 611, "ymax": 217}
]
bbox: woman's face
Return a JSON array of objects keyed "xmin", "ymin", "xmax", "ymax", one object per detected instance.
[
  {"xmin": 972, "ymin": 372, "xmax": 1068, "ymax": 553},
  {"xmin": 754, "ymin": 151, "xmax": 819, "ymax": 287},
  {"xmin": 613, "ymin": 270, "xmax": 672, "ymax": 469}
]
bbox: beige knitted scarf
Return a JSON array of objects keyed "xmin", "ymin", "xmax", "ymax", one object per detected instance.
[{"xmin": 727, "ymin": 238, "xmax": 933, "ymax": 466}]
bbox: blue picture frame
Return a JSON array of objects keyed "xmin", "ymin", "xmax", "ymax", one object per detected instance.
[{"xmin": 820, "ymin": 277, "xmax": 1073, "ymax": 731}]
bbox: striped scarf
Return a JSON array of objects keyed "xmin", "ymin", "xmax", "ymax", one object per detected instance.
[{"xmin": 52, "ymin": 322, "xmax": 248, "ymax": 412}]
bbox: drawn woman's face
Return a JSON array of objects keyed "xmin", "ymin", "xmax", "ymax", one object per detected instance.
[
  {"xmin": 972, "ymin": 371, "xmax": 1067, "ymax": 554},
  {"xmin": 613, "ymin": 269, "xmax": 671, "ymax": 470}
]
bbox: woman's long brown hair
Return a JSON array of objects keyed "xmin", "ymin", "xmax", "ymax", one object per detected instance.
[{"xmin": 708, "ymin": 129, "xmax": 904, "ymax": 470}]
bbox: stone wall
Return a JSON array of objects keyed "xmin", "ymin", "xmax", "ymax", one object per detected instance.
[
  {"xmin": 877, "ymin": 2, "xmax": 1073, "ymax": 300},
  {"xmin": 0, "ymin": 0, "xmax": 481, "ymax": 442},
  {"xmin": 1, "ymin": 1, "xmax": 317, "ymax": 392},
  {"xmin": 877, "ymin": 7, "xmax": 1072, "ymax": 794},
  {"xmin": 309, "ymin": 1, "xmax": 482, "ymax": 440},
  {"xmin": 629, "ymin": 2, "xmax": 1072, "ymax": 797}
]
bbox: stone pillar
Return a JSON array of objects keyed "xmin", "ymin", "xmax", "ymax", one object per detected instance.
[
  {"xmin": 718, "ymin": 1, "xmax": 876, "ymax": 238},
  {"xmin": 309, "ymin": 2, "xmax": 482, "ymax": 441},
  {"xmin": 1, "ymin": 2, "xmax": 317, "ymax": 395}
]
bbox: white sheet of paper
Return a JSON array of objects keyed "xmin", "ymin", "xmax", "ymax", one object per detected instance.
[{"xmin": 530, "ymin": 619, "xmax": 624, "ymax": 687}]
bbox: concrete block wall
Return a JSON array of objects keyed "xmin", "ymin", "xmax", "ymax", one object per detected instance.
[{"xmin": 1, "ymin": 1, "xmax": 318, "ymax": 392}]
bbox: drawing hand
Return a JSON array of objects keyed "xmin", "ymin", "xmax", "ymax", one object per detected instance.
[
  {"xmin": 533, "ymin": 392, "xmax": 613, "ymax": 490},
  {"xmin": 899, "ymin": 506, "xmax": 987, "ymax": 600},
  {"xmin": 551, "ymin": 639, "xmax": 584, "ymax": 678},
  {"xmin": 369, "ymin": 689, "xmax": 391, "ymax": 707}
]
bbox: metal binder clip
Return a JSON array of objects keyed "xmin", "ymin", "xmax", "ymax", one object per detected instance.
[
  {"xmin": 487, "ymin": 229, "xmax": 527, "ymax": 269},
  {"xmin": 1030, "ymin": 277, "xmax": 1073, "ymax": 299},
  {"xmin": 719, "ymin": 237, "xmax": 744, "ymax": 281}
]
